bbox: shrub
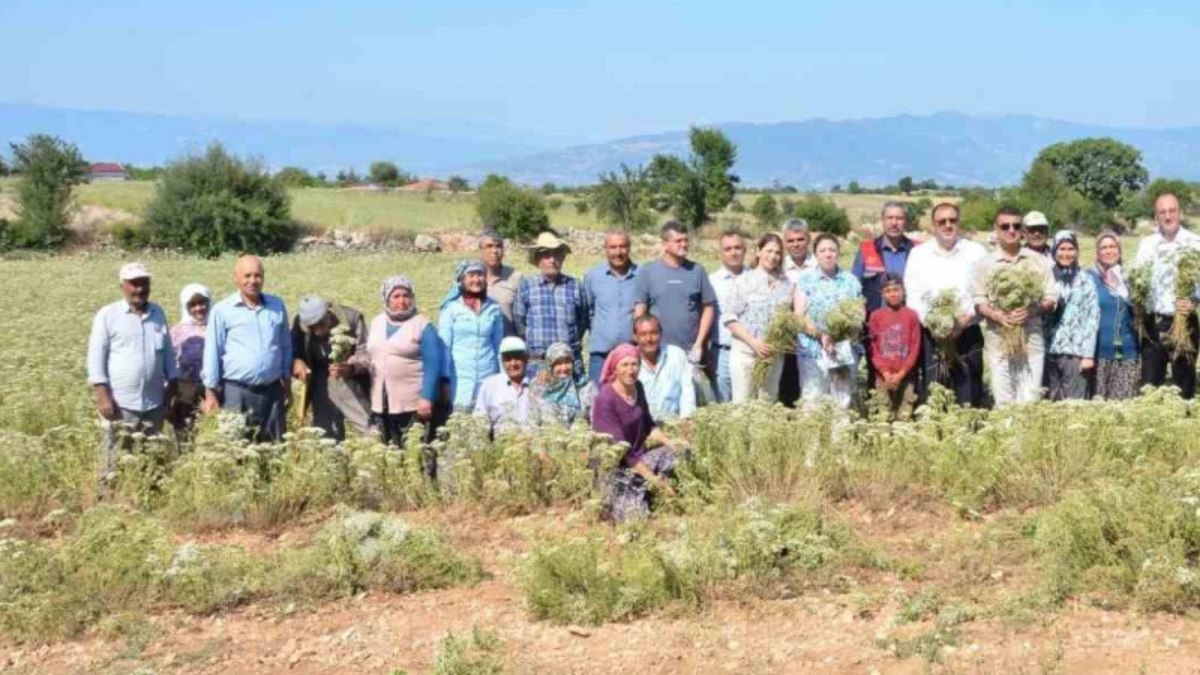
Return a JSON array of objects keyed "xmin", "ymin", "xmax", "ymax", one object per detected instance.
[
  {"xmin": 791, "ymin": 196, "xmax": 850, "ymax": 236},
  {"xmin": 142, "ymin": 143, "xmax": 296, "ymax": 257},
  {"xmin": 7, "ymin": 134, "xmax": 88, "ymax": 249},
  {"xmin": 433, "ymin": 626, "xmax": 505, "ymax": 675},
  {"xmin": 476, "ymin": 175, "xmax": 550, "ymax": 242}
]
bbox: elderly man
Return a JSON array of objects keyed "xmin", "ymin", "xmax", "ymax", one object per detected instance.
[
  {"xmin": 201, "ymin": 254, "xmax": 292, "ymax": 442},
  {"xmin": 782, "ymin": 218, "xmax": 817, "ymax": 279},
  {"xmin": 87, "ymin": 262, "xmax": 178, "ymax": 485},
  {"xmin": 633, "ymin": 220, "xmax": 716, "ymax": 364},
  {"xmin": 513, "ymin": 231, "xmax": 590, "ymax": 378},
  {"xmin": 972, "ymin": 207, "xmax": 1057, "ymax": 405},
  {"xmin": 1021, "ymin": 211, "xmax": 1052, "ymax": 257},
  {"xmin": 1136, "ymin": 192, "xmax": 1200, "ymax": 398},
  {"xmin": 290, "ymin": 294, "xmax": 372, "ymax": 441},
  {"xmin": 904, "ymin": 202, "xmax": 988, "ymax": 407},
  {"xmin": 583, "ymin": 231, "xmax": 640, "ymax": 384},
  {"xmin": 634, "ymin": 313, "xmax": 696, "ymax": 422},
  {"xmin": 480, "ymin": 230, "xmax": 523, "ymax": 336},
  {"xmin": 708, "ymin": 230, "xmax": 746, "ymax": 402},
  {"xmin": 474, "ymin": 336, "xmax": 534, "ymax": 432}
]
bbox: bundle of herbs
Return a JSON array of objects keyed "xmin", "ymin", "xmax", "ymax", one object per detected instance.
[
  {"xmin": 751, "ymin": 305, "xmax": 804, "ymax": 389},
  {"xmin": 984, "ymin": 266, "xmax": 1045, "ymax": 358},
  {"xmin": 1168, "ymin": 248, "xmax": 1200, "ymax": 361}
]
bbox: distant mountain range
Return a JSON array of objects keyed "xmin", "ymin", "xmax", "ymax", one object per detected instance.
[{"xmin": 4, "ymin": 104, "xmax": 1200, "ymax": 188}]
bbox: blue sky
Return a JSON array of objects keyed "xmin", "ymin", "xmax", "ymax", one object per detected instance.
[{"xmin": 3, "ymin": 0, "xmax": 1198, "ymax": 144}]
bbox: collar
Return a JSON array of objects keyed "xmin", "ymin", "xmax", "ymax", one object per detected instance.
[
  {"xmin": 234, "ymin": 292, "xmax": 267, "ymax": 308},
  {"xmin": 639, "ymin": 347, "xmax": 663, "ymax": 372},
  {"xmin": 536, "ymin": 273, "xmax": 564, "ymax": 286},
  {"xmin": 991, "ymin": 246, "xmax": 1030, "ymax": 263},
  {"xmin": 121, "ymin": 299, "xmax": 152, "ymax": 315},
  {"xmin": 715, "ymin": 266, "xmax": 743, "ymax": 280},
  {"xmin": 504, "ymin": 375, "xmax": 530, "ymax": 390},
  {"xmin": 878, "ymin": 234, "xmax": 913, "ymax": 252},
  {"xmin": 605, "ymin": 263, "xmax": 637, "ymax": 279}
]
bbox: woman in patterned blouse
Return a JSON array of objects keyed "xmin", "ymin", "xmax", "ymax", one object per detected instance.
[
  {"xmin": 1044, "ymin": 230, "xmax": 1100, "ymax": 401},
  {"xmin": 793, "ymin": 233, "xmax": 863, "ymax": 409},
  {"xmin": 723, "ymin": 233, "xmax": 794, "ymax": 403}
]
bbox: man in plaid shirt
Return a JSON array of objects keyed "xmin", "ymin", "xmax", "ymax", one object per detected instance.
[{"xmin": 514, "ymin": 232, "xmax": 591, "ymax": 381}]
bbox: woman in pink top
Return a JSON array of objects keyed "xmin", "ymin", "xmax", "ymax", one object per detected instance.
[{"xmin": 170, "ymin": 283, "xmax": 210, "ymax": 435}]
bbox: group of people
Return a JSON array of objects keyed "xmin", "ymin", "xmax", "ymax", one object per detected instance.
[{"xmin": 86, "ymin": 191, "xmax": 1195, "ymax": 517}]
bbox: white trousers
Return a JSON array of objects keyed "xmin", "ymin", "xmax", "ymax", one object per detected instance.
[
  {"xmin": 984, "ymin": 329, "xmax": 1045, "ymax": 405},
  {"xmin": 798, "ymin": 356, "xmax": 856, "ymax": 409},
  {"xmin": 729, "ymin": 346, "xmax": 784, "ymax": 403}
]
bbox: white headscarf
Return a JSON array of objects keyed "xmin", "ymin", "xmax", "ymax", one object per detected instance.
[{"xmin": 178, "ymin": 283, "xmax": 212, "ymax": 326}]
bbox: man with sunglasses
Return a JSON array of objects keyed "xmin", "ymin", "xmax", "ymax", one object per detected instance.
[
  {"xmin": 972, "ymin": 207, "xmax": 1058, "ymax": 405},
  {"xmin": 1021, "ymin": 211, "xmax": 1053, "ymax": 257},
  {"xmin": 903, "ymin": 202, "xmax": 987, "ymax": 406}
]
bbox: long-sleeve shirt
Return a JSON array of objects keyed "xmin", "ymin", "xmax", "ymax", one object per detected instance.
[
  {"xmin": 1134, "ymin": 227, "xmax": 1200, "ymax": 315},
  {"xmin": 438, "ymin": 298, "xmax": 505, "ymax": 409},
  {"xmin": 473, "ymin": 373, "xmax": 532, "ymax": 431},
  {"xmin": 583, "ymin": 262, "xmax": 640, "ymax": 355},
  {"xmin": 201, "ymin": 292, "xmax": 292, "ymax": 389},
  {"xmin": 637, "ymin": 344, "xmax": 695, "ymax": 421},
  {"xmin": 1046, "ymin": 273, "xmax": 1100, "ymax": 359},
  {"xmin": 513, "ymin": 273, "xmax": 589, "ymax": 369},
  {"xmin": 903, "ymin": 237, "xmax": 987, "ymax": 323},
  {"xmin": 708, "ymin": 266, "xmax": 742, "ymax": 348},
  {"xmin": 591, "ymin": 382, "xmax": 657, "ymax": 467},
  {"xmin": 87, "ymin": 300, "xmax": 178, "ymax": 412},
  {"xmin": 867, "ymin": 305, "xmax": 922, "ymax": 376}
]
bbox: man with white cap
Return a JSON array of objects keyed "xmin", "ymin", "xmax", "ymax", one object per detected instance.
[
  {"xmin": 513, "ymin": 231, "xmax": 590, "ymax": 379},
  {"xmin": 201, "ymin": 254, "xmax": 292, "ymax": 442},
  {"xmin": 1022, "ymin": 211, "xmax": 1052, "ymax": 258},
  {"xmin": 290, "ymin": 294, "xmax": 371, "ymax": 441},
  {"xmin": 87, "ymin": 262, "xmax": 178, "ymax": 486},
  {"xmin": 473, "ymin": 336, "xmax": 534, "ymax": 432}
]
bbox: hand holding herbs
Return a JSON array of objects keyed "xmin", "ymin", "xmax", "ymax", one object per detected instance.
[
  {"xmin": 1168, "ymin": 248, "xmax": 1200, "ymax": 361},
  {"xmin": 984, "ymin": 266, "xmax": 1045, "ymax": 358},
  {"xmin": 823, "ymin": 297, "xmax": 866, "ymax": 343},
  {"xmin": 925, "ymin": 288, "xmax": 961, "ymax": 364},
  {"xmin": 750, "ymin": 305, "xmax": 804, "ymax": 389},
  {"xmin": 329, "ymin": 325, "xmax": 357, "ymax": 365}
]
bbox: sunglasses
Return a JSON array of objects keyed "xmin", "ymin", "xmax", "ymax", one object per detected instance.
[
  {"xmin": 935, "ymin": 217, "xmax": 959, "ymax": 225},
  {"xmin": 997, "ymin": 223, "xmax": 1021, "ymax": 232}
]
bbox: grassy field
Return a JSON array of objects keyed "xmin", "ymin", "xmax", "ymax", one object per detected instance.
[{"xmin": 0, "ymin": 248, "xmax": 1198, "ymax": 673}]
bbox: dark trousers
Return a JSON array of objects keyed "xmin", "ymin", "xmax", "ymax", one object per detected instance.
[
  {"xmin": 1141, "ymin": 314, "xmax": 1198, "ymax": 399},
  {"xmin": 374, "ymin": 404, "xmax": 451, "ymax": 476},
  {"xmin": 222, "ymin": 380, "xmax": 286, "ymax": 443},
  {"xmin": 920, "ymin": 325, "xmax": 986, "ymax": 408},
  {"xmin": 779, "ymin": 353, "xmax": 801, "ymax": 408}
]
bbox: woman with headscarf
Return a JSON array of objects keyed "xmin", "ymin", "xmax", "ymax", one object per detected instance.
[
  {"xmin": 1087, "ymin": 230, "xmax": 1141, "ymax": 399},
  {"xmin": 591, "ymin": 344, "xmax": 688, "ymax": 522},
  {"xmin": 170, "ymin": 283, "xmax": 211, "ymax": 435},
  {"xmin": 532, "ymin": 341, "xmax": 595, "ymax": 426},
  {"xmin": 437, "ymin": 260, "xmax": 504, "ymax": 411},
  {"xmin": 366, "ymin": 276, "xmax": 445, "ymax": 448},
  {"xmin": 1044, "ymin": 230, "xmax": 1100, "ymax": 400}
]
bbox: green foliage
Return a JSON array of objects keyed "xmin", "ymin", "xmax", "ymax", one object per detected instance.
[
  {"xmin": 1035, "ymin": 138, "xmax": 1148, "ymax": 210},
  {"xmin": 959, "ymin": 192, "xmax": 1000, "ymax": 232},
  {"xmin": 275, "ymin": 166, "xmax": 320, "ymax": 188},
  {"xmin": 7, "ymin": 134, "xmax": 88, "ymax": 249},
  {"xmin": 898, "ymin": 176, "xmax": 914, "ymax": 195},
  {"xmin": 447, "ymin": 175, "xmax": 470, "ymax": 193},
  {"xmin": 368, "ymin": 161, "xmax": 410, "ymax": 187},
  {"xmin": 540, "ymin": 182, "xmax": 557, "ymax": 195},
  {"xmin": 433, "ymin": 626, "xmax": 505, "ymax": 675},
  {"xmin": 0, "ymin": 155, "xmax": 9, "ymax": 176},
  {"xmin": 646, "ymin": 127, "xmax": 738, "ymax": 230},
  {"xmin": 847, "ymin": 181, "xmax": 863, "ymax": 195},
  {"xmin": 689, "ymin": 127, "xmax": 739, "ymax": 215},
  {"xmin": 592, "ymin": 163, "xmax": 655, "ymax": 231},
  {"xmin": 476, "ymin": 174, "xmax": 550, "ymax": 242},
  {"xmin": 1014, "ymin": 160, "xmax": 1111, "ymax": 232},
  {"xmin": 142, "ymin": 143, "xmax": 295, "ymax": 257},
  {"xmin": 750, "ymin": 193, "xmax": 782, "ymax": 229},
  {"xmin": 824, "ymin": 297, "xmax": 866, "ymax": 342},
  {"xmin": 791, "ymin": 196, "xmax": 850, "ymax": 236},
  {"xmin": 1120, "ymin": 178, "xmax": 1196, "ymax": 223}
]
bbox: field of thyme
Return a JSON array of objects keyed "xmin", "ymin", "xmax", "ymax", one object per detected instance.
[{"xmin": 2, "ymin": 250, "xmax": 1200, "ymax": 674}]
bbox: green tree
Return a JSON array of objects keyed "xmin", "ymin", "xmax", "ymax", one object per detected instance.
[
  {"xmin": 447, "ymin": 175, "xmax": 470, "ymax": 193},
  {"xmin": 897, "ymin": 176, "xmax": 914, "ymax": 195},
  {"xmin": 541, "ymin": 182, "xmax": 557, "ymax": 195},
  {"xmin": 8, "ymin": 134, "xmax": 88, "ymax": 248},
  {"xmin": 143, "ymin": 144, "xmax": 295, "ymax": 258},
  {"xmin": 791, "ymin": 196, "xmax": 850, "ymax": 236},
  {"xmin": 1118, "ymin": 177, "xmax": 1196, "ymax": 224},
  {"xmin": 592, "ymin": 164, "xmax": 655, "ymax": 231},
  {"xmin": 750, "ymin": 193, "xmax": 781, "ymax": 229},
  {"xmin": 847, "ymin": 181, "xmax": 863, "ymax": 195},
  {"xmin": 275, "ymin": 166, "xmax": 318, "ymax": 188},
  {"xmin": 0, "ymin": 155, "xmax": 8, "ymax": 176},
  {"xmin": 1015, "ymin": 160, "xmax": 1111, "ymax": 232},
  {"xmin": 368, "ymin": 161, "xmax": 407, "ymax": 187},
  {"xmin": 1035, "ymin": 138, "xmax": 1148, "ymax": 210},
  {"xmin": 646, "ymin": 127, "xmax": 738, "ymax": 230},
  {"xmin": 476, "ymin": 174, "xmax": 550, "ymax": 242}
]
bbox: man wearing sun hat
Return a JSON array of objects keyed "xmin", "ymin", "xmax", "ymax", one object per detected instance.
[
  {"xmin": 290, "ymin": 294, "xmax": 372, "ymax": 441},
  {"xmin": 1021, "ymin": 211, "xmax": 1052, "ymax": 258},
  {"xmin": 513, "ymin": 231, "xmax": 590, "ymax": 381},
  {"xmin": 87, "ymin": 262, "xmax": 179, "ymax": 486}
]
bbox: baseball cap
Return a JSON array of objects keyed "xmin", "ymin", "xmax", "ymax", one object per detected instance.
[
  {"xmin": 499, "ymin": 336, "xmax": 528, "ymax": 355},
  {"xmin": 118, "ymin": 262, "xmax": 151, "ymax": 281},
  {"xmin": 297, "ymin": 294, "xmax": 330, "ymax": 327},
  {"xmin": 1022, "ymin": 211, "xmax": 1050, "ymax": 229}
]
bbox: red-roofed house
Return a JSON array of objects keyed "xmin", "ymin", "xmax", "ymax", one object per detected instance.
[
  {"xmin": 88, "ymin": 163, "xmax": 128, "ymax": 181},
  {"xmin": 401, "ymin": 178, "xmax": 449, "ymax": 192}
]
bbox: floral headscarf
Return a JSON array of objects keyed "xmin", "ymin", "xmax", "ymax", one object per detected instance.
[{"xmin": 380, "ymin": 275, "xmax": 416, "ymax": 322}]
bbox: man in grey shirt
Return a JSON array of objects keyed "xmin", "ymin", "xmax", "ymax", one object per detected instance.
[
  {"xmin": 633, "ymin": 220, "xmax": 717, "ymax": 363},
  {"xmin": 480, "ymin": 230, "xmax": 523, "ymax": 336},
  {"xmin": 87, "ymin": 262, "xmax": 178, "ymax": 485}
]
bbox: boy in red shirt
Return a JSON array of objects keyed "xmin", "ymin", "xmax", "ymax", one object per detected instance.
[{"xmin": 867, "ymin": 273, "xmax": 922, "ymax": 420}]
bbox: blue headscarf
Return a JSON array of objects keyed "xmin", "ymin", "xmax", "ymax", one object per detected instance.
[{"xmin": 438, "ymin": 260, "xmax": 487, "ymax": 312}]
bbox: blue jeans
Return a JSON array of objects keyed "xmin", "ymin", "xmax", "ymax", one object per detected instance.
[
  {"xmin": 588, "ymin": 352, "xmax": 608, "ymax": 385},
  {"xmin": 713, "ymin": 346, "xmax": 732, "ymax": 403}
]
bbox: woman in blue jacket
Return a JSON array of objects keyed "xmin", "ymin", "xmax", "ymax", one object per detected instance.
[
  {"xmin": 1086, "ymin": 230, "xmax": 1140, "ymax": 400},
  {"xmin": 439, "ymin": 260, "xmax": 505, "ymax": 410}
]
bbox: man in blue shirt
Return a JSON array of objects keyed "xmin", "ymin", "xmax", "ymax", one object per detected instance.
[
  {"xmin": 852, "ymin": 202, "xmax": 918, "ymax": 390},
  {"xmin": 87, "ymin": 262, "xmax": 178, "ymax": 485},
  {"xmin": 582, "ymin": 231, "xmax": 639, "ymax": 384},
  {"xmin": 201, "ymin": 254, "xmax": 293, "ymax": 442}
]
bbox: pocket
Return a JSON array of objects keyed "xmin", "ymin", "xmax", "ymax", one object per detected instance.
[{"xmin": 687, "ymin": 292, "xmax": 701, "ymax": 311}]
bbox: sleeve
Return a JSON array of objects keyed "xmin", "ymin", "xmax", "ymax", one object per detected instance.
[
  {"xmin": 86, "ymin": 309, "xmax": 110, "ymax": 385},
  {"xmin": 290, "ymin": 316, "xmax": 306, "ymax": 365},
  {"xmin": 723, "ymin": 276, "xmax": 747, "ymax": 325},
  {"xmin": 866, "ymin": 311, "xmax": 883, "ymax": 366},
  {"xmin": 1079, "ymin": 276, "xmax": 1100, "ymax": 358},
  {"xmin": 583, "ymin": 270, "xmax": 597, "ymax": 327},
  {"xmin": 418, "ymin": 323, "xmax": 442, "ymax": 401},
  {"xmin": 437, "ymin": 305, "xmax": 454, "ymax": 380},
  {"xmin": 576, "ymin": 280, "xmax": 591, "ymax": 335},
  {"xmin": 699, "ymin": 267, "xmax": 717, "ymax": 306},
  {"xmin": 161, "ymin": 314, "xmax": 179, "ymax": 381},
  {"xmin": 902, "ymin": 252, "xmax": 928, "ymax": 322},
  {"xmin": 278, "ymin": 301, "xmax": 293, "ymax": 382},
  {"xmin": 201, "ymin": 304, "xmax": 225, "ymax": 389},
  {"xmin": 472, "ymin": 379, "xmax": 490, "ymax": 419},
  {"xmin": 850, "ymin": 248, "xmax": 866, "ymax": 281},
  {"xmin": 490, "ymin": 306, "xmax": 504, "ymax": 356},
  {"xmin": 633, "ymin": 268, "xmax": 651, "ymax": 308},
  {"xmin": 1040, "ymin": 259, "xmax": 1058, "ymax": 305},
  {"xmin": 901, "ymin": 311, "xmax": 922, "ymax": 374},
  {"xmin": 513, "ymin": 279, "xmax": 529, "ymax": 338},
  {"xmin": 679, "ymin": 358, "xmax": 696, "ymax": 419},
  {"xmin": 971, "ymin": 258, "xmax": 990, "ymax": 307}
]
